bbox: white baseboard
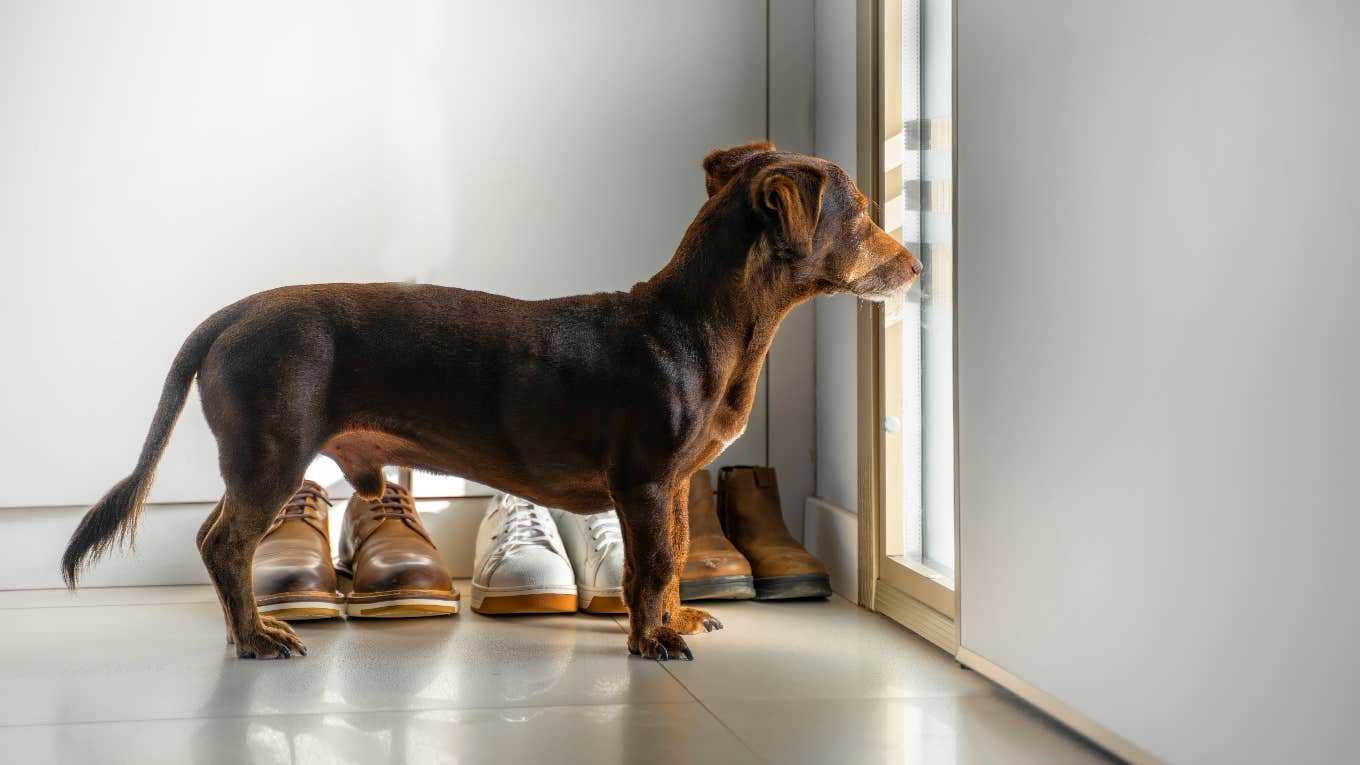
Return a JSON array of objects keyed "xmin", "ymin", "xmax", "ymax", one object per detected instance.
[
  {"xmin": 803, "ymin": 496, "xmax": 859, "ymax": 601},
  {"xmin": 0, "ymin": 503, "xmax": 215, "ymax": 590},
  {"xmin": 0, "ymin": 497, "xmax": 490, "ymax": 591},
  {"xmin": 956, "ymin": 646, "xmax": 1159, "ymax": 765}
]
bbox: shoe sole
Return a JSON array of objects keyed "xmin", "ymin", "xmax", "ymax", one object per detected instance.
[
  {"xmin": 256, "ymin": 593, "xmax": 345, "ymax": 621},
  {"xmin": 753, "ymin": 573, "xmax": 833, "ymax": 600},
  {"xmin": 346, "ymin": 592, "xmax": 460, "ymax": 618},
  {"xmin": 680, "ymin": 574, "xmax": 757, "ymax": 601},
  {"xmin": 470, "ymin": 583, "xmax": 578, "ymax": 615},
  {"xmin": 578, "ymin": 585, "xmax": 627, "ymax": 614}
]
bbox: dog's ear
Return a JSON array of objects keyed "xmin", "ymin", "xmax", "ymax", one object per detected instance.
[
  {"xmin": 702, "ymin": 141, "xmax": 776, "ymax": 197},
  {"xmin": 749, "ymin": 162, "xmax": 827, "ymax": 260}
]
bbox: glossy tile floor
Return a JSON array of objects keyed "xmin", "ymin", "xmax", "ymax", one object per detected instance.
[{"xmin": 0, "ymin": 583, "xmax": 1113, "ymax": 764}]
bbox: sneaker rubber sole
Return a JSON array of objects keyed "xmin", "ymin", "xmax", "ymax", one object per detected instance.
[
  {"xmin": 578, "ymin": 585, "xmax": 627, "ymax": 614},
  {"xmin": 753, "ymin": 573, "xmax": 833, "ymax": 600},
  {"xmin": 680, "ymin": 574, "xmax": 757, "ymax": 601},
  {"xmin": 470, "ymin": 583, "xmax": 578, "ymax": 615}
]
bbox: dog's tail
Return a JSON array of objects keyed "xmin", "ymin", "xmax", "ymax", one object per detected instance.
[{"xmin": 61, "ymin": 302, "xmax": 244, "ymax": 588}]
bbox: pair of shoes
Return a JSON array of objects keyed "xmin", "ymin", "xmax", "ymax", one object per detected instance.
[
  {"xmin": 470, "ymin": 493, "xmax": 625, "ymax": 616},
  {"xmin": 253, "ymin": 481, "xmax": 459, "ymax": 620},
  {"xmin": 681, "ymin": 466, "xmax": 833, "ymax": 601}
]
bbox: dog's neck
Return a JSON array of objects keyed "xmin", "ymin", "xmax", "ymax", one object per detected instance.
[{"xmin": 632, "ymin": 194, "xmax": 810, "ymax": 407}]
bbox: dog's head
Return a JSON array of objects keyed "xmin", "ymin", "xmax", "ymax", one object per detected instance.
[{"xmin": 702, "ymin": 142, "xmax": 922, "ymax": 301}]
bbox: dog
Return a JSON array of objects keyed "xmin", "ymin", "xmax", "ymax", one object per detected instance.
[{"xmin": 62, "ymin": 142, "xmax": 921, "ymax": 661}]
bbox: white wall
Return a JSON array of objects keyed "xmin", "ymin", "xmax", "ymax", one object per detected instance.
[
  {"xmin": 812, "ymin": 0, "xmax": 860, "ymax": 513},
  {"xmin": 0, "ymin": 0, "xmax": 770, "ymax": 509},
  {"xmin": 767, "ymin": 0, "xmax": 819, "ymax": 538},
  {"xmin": 956, "ymin": 3, "xmax": 1360, "ymax": 763}
]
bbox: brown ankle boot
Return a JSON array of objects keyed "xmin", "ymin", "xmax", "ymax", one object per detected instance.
[
  {"xmin": 717, "ymin": 466, "xmax": 832, "ymax": 600},
  {"xmin": 252, "ymin": 480, "xmax": 345, "ymax": 620},
  {"xmin": 680, "ymin": 469, "xmax": 755, "ymax": 601},
  {"xmin": 338, "ymin": 481, "xmax": 459, "ymax": 618}
]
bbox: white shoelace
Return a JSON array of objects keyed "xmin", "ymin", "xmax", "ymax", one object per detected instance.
[
  {"xmin": 497, "ymin": 495, "xmax": 556, "ymax": 553},
  {"xmin": 588, "ymin": 511, "xmax": 623, "ymax": 551}
]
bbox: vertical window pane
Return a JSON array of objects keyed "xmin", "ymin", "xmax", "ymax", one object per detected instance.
[{"xmin": 899, "ymin": 0, "xmax": 955, "ymax": 578}]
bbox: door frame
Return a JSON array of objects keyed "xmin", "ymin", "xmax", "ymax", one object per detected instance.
[{"xmin": 854, "ymin": 0, "xmax": 960, "ymax": 655}]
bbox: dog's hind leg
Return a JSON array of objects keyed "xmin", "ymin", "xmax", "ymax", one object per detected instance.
[
  {"xmin": 195, "ymin": 498, "xmax": 237, "ymax": 645},
  {"xmin": 614, "ymin": 482, "xmax": 692, "ymax": 661},
  {"xmin": 195, "ymin": 312, "xmax": 334, "ymax": 657},
  {"xmin": 195, "ymin": 499, "xmax": 223, "ymax": 553},
  {"xmin": 198, "ymin": 416, "xmax": 317, "ymax": 658},
  {"xmin": 200, "ymin": 470, "xmax": 310, "ymax": 659}
]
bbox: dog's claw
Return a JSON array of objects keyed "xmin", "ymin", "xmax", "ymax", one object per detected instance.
[
  {"xmin": 681, "ymin": 646, "xmax": 694, "ymax": 661},
  {"xmin": 235, "ymin": 615, "xmax": 306, "ymax": 659},
  {"xmin": 664, "ymin": 606, "xmax": 723, "ymax": 635},
  {"xmin": 629, "ymin": 624, "xmax": 689, "ymax": 661}
]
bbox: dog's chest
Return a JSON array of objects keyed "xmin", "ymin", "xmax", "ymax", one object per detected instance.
[
  {"xmin": 715, "ymin": 421, "xmax": 748, "ymax": 449},
  {"xmin": 703, "ymin": 390, "xmax": 755, "ymax": 450},
  {"xmin": 674, "ymin": 334, "xmax": 769, "ymax": 459},
  {"xmin": 679, "ymin": 408, "xmax": 749, "ymax": 474}
]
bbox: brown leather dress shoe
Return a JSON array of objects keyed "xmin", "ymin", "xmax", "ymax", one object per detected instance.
[
  {"xmin": 717, "ymin": 466, "xmax": 832, "ymax": 600},
  {"xmin": 252, "ymin": 480, "xmax": 346, "ymax": 620},
  {"xmin": 337, "ymin": 481, "xmax": 459, "ymax": 618},
  {"xmin": 680, "ymin": 469, "xmax": 756, "ymax": 601}
]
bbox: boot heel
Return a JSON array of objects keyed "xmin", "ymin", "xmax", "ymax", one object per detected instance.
[
  {"xmin": 753, "ymin": 573, "xmax": 832, "ymax": 600},
  {"xmin": 680, "ymin": 574, "xmax": 757, "ymax": 601}
]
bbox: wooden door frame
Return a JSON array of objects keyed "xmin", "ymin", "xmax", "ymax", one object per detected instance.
[{"xmin": 854, "ymin": 0, "xmax": 960, "ymax": 655}]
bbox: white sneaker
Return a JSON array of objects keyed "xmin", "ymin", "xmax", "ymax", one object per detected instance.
[
  {"xmin": 548, "ymin": 507, "xmax": 626, "ymax": 614},
  {"xmin": 471, "ymin": 493, "xmax": 578, "ymax": 614}
]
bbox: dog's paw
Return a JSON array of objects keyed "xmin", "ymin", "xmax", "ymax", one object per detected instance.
[
  {"xmin": 627, "ymin": 626, "xmax": 692, "ymax": 661},
  {"xmin": 235, "ymin": 615, "xmax": 307, "ymax": 659},
  {"xmin": 663, "ymin": 607, "xmax": 724, "ymax": 635}
]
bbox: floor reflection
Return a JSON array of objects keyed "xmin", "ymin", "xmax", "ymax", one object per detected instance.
[{"xmin": 181, "ymin": 607, "xmax": 614, "ymax": 763}]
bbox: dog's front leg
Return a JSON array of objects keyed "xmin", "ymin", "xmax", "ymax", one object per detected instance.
[
  {"xmin": 614, "ymin": 482, "xmax": 692, "ymax": 660},
  {"xmin": 658, "ymin": 479, "xmax": 723, "ymax": 636}
]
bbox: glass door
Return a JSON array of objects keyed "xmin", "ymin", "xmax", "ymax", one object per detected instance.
[{"xmin": 859, "ymin": 0, "xmax": 957, "ymax": 652}]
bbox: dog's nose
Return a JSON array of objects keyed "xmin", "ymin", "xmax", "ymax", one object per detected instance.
[{"xmin": 910, "ymin": 258, "xmax": 924, "ymax": 275}]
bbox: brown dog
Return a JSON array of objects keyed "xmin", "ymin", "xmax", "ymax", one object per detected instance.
[{"xmin": 62, "ymin": 142, "xmax": 920, "ymax": 660}]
